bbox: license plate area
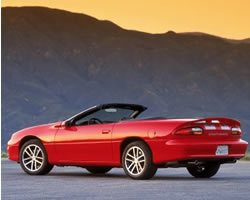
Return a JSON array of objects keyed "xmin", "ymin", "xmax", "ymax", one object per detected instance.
[{"xmin": 216, "ymin": 145, "xmax": 229, "ymax": 155}]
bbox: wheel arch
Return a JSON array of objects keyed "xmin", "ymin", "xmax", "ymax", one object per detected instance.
[
  {"xmin": 120, "ymin": 137, "xmax": 152, "ymax": 163},
  {"xmin": 19, "ymin": 135, "xmax": 43, "ymax": 152}
]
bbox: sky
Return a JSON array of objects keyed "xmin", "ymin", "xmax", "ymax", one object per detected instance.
[{"xmin": 2, "ymin": 0, "xmax": 250, "ymax": 39}]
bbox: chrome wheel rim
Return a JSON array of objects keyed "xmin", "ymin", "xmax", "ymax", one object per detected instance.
[
  {"xmin": 22, "ymin": 144, "xmax": 44, "ymax": 172},
  {"xmin": 125, "ymin": 146, "xmax": 145, "ymax": 176}
]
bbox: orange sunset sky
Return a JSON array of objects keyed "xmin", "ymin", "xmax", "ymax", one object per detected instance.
[{"xmin": 2, "ymin": 0, "xmax": 250, "ymax": 39}]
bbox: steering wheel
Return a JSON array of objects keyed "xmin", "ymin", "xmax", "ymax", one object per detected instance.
[{"xmin": 88, "ymin": 118, "xmax": 103, "ymax": 125}]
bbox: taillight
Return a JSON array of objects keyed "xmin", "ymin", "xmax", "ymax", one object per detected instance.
[
  {"xmin": 175, "ymin": 127, "xmax": 203, "ymax": 136},
  {"xmin": 231, "ymin": 127, "xmax": 241, "ymax": 135},
  {"xmin": 192, "ymin": 127, "xmax": 203, "ymax": 135}
]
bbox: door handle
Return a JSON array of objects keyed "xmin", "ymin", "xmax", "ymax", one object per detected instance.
[{"xmin": 102, "ymin": 129, "xmax": 111, "ymax": 134}]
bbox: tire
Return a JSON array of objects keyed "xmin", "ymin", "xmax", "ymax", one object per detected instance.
[
  {"xmin": 187, "ymin": 163, "xmax": 220, "ymax": 178},
  {"xmin": 86, "ymin": 167, "xmax": 112, "ymax": 174},
  {"xmin": 19, "ymin": 139, "xmax": 54, "ymax": 175},
  {"xmin": 122, "ymin": 141, "xmax": 157, "ymax": 180}
]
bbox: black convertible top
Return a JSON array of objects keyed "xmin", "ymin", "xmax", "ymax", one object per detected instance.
[{"xmin": 98, "ymin": 103, "xmax": 147, "ymax": 112}]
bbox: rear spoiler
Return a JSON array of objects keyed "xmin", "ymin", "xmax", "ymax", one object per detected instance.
[
  {"xmin": 173, "ymin": 117, "xmax": 244, "ymax": 136},
  {"xmin": 181, "ymin": 117, "xmax": 241, "ymax": 128},
  {"xmin": 176, "ymin": 117, "xmax": 240, "ymax": 130}
]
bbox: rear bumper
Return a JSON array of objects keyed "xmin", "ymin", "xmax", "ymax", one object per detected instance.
[{"xmin": 152, "ymin": 139, "xmax": 248, "ymax": 164}]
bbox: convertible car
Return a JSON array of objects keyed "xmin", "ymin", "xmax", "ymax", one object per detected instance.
[{"xmin": 8, "ymin": 103, "xmax": 248, "ymax": 179}]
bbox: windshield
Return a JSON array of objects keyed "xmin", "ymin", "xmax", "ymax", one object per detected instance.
[
  {"xmin": 74, "ymin": 107, "xmax": 136, "ymax": 125},
  {"xmin": 68, "ymin": 103, "xmax": 147, "ymax": 126}
]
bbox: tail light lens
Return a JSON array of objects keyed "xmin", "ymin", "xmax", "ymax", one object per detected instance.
[
  {"xmin": 231, "ymin": 127, "xmax": 241, "ymax": 135},
  {"xmin": 175, "ymin": 127, "xmax": 203, "ymax": 135}
]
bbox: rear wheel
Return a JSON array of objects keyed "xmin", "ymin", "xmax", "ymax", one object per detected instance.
[
  {"xmin": 187, "ymin": 163, "xmax": 220, "ymax": 178},
  {"xmin": 122, "ymin": 141, "xmax": 157, "ymax": 180},
  {"xmin": 86, "ymin": 167, "xmax": 112, "ymax": 174},
  {"xmin": 20, "ymin": 139, "xmax": 54, "ymax": 175}
]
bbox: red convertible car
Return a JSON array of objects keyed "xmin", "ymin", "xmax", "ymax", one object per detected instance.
[{"xmin": 8, "ymin": 103, "xmax": 248, "ymax": 179}]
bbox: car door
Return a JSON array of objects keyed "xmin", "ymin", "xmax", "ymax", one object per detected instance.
[
  {"xmin": 54, "ymin": 123, "xmax": 114, "ymax": 163},
  {"xmin": 53, "ymin": 104, "xmax": 146, "ymax": 164}
]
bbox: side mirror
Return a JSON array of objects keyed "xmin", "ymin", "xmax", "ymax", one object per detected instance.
[{"xmin": 65, "ymin": 120, "xmax": 72, "ymax": 128}]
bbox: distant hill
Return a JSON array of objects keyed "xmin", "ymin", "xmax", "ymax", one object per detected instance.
[
  {"xmin": 2, "ymin": 7, "xmax": 250, "ymax": 150},
  {"xmin": 180, "ymin": 32, "xmax": 250, "ymax": 44}
]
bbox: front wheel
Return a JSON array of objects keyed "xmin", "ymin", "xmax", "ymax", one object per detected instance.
[
  {"xmin": 187, "ymin": 163, "xmax": 220, "ymax": 178},
  {"xmin": 122, "ymin": 141, "xmax": 157, "ymax": 180},
  {"xmin": 20, "ymin": 139, "xmax": 54, "ymax": 175}
]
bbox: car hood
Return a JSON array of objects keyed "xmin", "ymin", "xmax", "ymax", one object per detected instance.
[
  {"xmin": 8, "ymin": 122, "xmax": 62, "ymax": 145},
  {"xmin": 14, "ymin": 122, "xmax": 61, "ymax": 134}
]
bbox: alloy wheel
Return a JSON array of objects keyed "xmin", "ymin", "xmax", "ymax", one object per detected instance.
[
  {"xmin": 22, "ymin": 144, "xmax": 44, "ymax": 172},
  {"xmin": 125, "ymin": 146, "xmax": 145, "ymax": 176}
]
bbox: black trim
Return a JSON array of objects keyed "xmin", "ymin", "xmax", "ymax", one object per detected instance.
[{"xmin": 100, "ymin": 103, "xmax": 147, "ymax": 112}]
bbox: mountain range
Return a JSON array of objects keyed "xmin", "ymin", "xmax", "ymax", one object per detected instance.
[{"xmin": 2, "ymin": 7, "xmax": 250, "ymax": 150}]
